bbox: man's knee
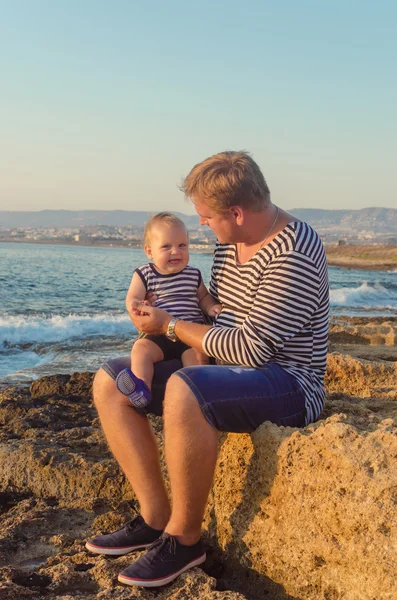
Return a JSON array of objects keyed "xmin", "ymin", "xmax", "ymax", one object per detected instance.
[
  {"xmin": 92, "ymin": 368, "xmax": 112, "ymax": 407},
  {"xmin": 92, "ymin": 368, "xmax": 131, "ymax": 409},
  {"xmin": 163, "ymin": 374, "xmax": 200, "ymax": 422}
]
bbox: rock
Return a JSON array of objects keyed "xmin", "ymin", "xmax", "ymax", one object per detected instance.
[
  {"xmin": 326, "ymin": 353, "xmax": 397, "ymax": 398},
  {"xmin": 65, "ymin": 372, "xmax": 96, "ymax": 398},
  {"xmin": 0, "ymin": 504, "xmax": 248, "ymax": 599},
  {"xmin": 329, "ymin": 316, "xmax": 397, "ymax": 346},
  {"xmin": 204, "ymin": 416, "xmax": 397, "ymax": 600},
  {"xmin": 1, "ymin": 320, "xmax": 396, "ymax": 600},
  {"xmin": 30, "ymin": 372, "xmax": 94, "ymax": 399},
  {"xmin": 30, "ymin": 374, "xmax": 71, "ymax": 398}
]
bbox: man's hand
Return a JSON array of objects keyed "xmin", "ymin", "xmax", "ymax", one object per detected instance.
[
  {"xmin": 128, "ymin": 290, "xmax": 157, "ymax": 320},
  {"xmin": 130, "ymin": 301, "xmax": 171, "ymax": 335},
  {"xmin": 128, "ymin": 299, "xmax": 150, "ymax": 318}
]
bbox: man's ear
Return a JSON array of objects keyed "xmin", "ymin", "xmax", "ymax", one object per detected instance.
[
  {"xmin": 144, "ymin": 245, "xmax": 152, "ymax": 259},
  {"xmin": 229, "ymin": 205, "xmax": 244, "ymax": 225}
]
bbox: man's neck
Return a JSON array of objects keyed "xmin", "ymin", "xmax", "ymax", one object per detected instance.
[
  {"xmin": 236, "ymin": 205, "xmax": 299, "ymax": 264},
  {"xmin": 239, "ymin": 204, "xmax": 280, "ymax": 247}
]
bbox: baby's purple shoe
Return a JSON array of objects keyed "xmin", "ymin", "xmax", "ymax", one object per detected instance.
[{"xmin": 116, "ymin": 368, "xmax": 152, "ymax": 409}]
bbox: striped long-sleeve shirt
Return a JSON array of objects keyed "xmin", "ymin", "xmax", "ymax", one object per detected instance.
[{"xmin": 202, "ymin": 222, "xmax": 329, "ymax": 424}]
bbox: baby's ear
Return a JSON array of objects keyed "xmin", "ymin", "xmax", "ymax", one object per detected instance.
[{"xmin": 144, "ymin": 245, "xmax": 152, "ymax": 259}]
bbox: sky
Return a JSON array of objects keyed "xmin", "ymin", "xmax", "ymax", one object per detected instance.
[{"xmin": 1, "ymin": 0, "xmax": 396, "ymax": 213}]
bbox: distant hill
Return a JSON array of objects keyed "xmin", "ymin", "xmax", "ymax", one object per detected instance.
[
  {"xmin": 1, "ymin": 207, "xmax": 396, "ymax": 234},
  {"xmin": 0, "ymin": 210, "xmax": 199, "ymax": 229},
  {"xmin": 289, "ymin": 207, "xmax": 397, "ymax": 233}
]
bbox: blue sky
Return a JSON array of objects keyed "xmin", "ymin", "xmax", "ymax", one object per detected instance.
[{"xmin": 1, "ymin": 0, "xmax": 396, "ymax": 212}]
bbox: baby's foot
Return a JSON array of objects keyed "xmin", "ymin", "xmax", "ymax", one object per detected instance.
[{"xmin": 116, "ymin": 369, "xmax": 152, "ymax": 409}]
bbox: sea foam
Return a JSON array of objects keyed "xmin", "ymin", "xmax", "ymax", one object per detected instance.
[
  {"xmin": 330, "ymin": 282, "xmax": 397, "ymax": 309},
  {"xmin": 0, "ymin": 312, "xmax": 134, "ymax": 348}
]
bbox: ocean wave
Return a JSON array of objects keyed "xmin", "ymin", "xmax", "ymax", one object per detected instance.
[
  {"xmin": 330, "ymin": 282, "xmax": 397, "ymax": 309},
  {"xmin": 0, "ymin": 349, "xmax": 55, "ymax": 381},
  {"xmin": 0, "ymin": 312, "xmax": 134, "ymax": 348}
]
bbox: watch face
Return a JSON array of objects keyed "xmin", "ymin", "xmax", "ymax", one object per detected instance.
[{"xmin": 166, "ymin": 318, "xmax": 178, "ymax": 342}]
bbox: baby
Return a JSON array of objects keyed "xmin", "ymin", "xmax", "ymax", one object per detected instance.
[{"xmin": 116, "ymin": 212, "xmax": 221, "ymax": 409}]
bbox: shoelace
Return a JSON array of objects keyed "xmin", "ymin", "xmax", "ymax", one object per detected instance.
[
  {"xmin": 148, "ymin": 534, "xmax": 177, "ymax": 562},
  {"xmin": 125, "ymin": 516, "xmax": 143, "ymax": 533}
]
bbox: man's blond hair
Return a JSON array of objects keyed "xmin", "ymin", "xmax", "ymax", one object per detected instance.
[
  {"xmin": 181, "ymin": 151, "xmax": 270, "ymax": 211},
  {"xmin": 144, "ymin": 212, "xmax": 187, "ymax": 246}
]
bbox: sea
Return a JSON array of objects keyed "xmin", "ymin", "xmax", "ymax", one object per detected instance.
[{"xmin": 1, "ymin": 242, "xmax": 396, "ymax": 384}]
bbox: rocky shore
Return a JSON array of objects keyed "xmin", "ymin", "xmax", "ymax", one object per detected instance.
[
  {"xmin": 325, "ymin": 245, "xmax": 397, "ymax": 270},
  {"xmin": 1, "ymin": 317, "xmax": 396, "ymax": 600}
]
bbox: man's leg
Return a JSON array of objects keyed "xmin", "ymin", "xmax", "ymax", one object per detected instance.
[
  {"xmin": 93, "ymin": 368, "xmax": 170, "ymax": 529},
  {"xmin": 117, "ymin": 364, "xmax": 307, "ymax": 587},
  {"xmin": 116, "ymin": 372, "xmax": 219, "ymax": 586},
  {"xmin": 163, "ymin": 373, "xmax": 220, "ymax": 544}
]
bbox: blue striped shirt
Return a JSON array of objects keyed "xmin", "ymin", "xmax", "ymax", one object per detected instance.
[
  {"xmin": 202, "ymin": 222, "xmax": 329, "ymax": 424},
  {"xmin": 136, "ymin": 263, "xmax": 205, "ymax": 324}
]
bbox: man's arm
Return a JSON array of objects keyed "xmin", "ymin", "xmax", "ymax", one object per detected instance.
[
  {"xmin": 129, "ymin": 303, "xmax": 212, "ymax": 351},
  {"xmin": 202, "ymin": 251, "xmax": 324, "ymax": 367},
  {"xmin": 174, "ymin": 319, "xmax": 212, "ymax": 349}
]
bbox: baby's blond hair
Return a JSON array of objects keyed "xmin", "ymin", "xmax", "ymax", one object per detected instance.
[{"xmin": 144, "ymin": 212, "xmax": 188, "ymax": 246}]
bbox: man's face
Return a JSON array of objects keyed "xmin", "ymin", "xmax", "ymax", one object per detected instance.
[{"xmin": 193, "ymin": 197, "xmax": 237, "ymax": 244}]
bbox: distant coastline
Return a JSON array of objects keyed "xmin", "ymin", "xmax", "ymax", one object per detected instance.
[
  {"xmin": 325, "ymin": 245, "xmax": 397, "ymax": 271},
  {"xmin": 2, "ymin": 239, "xmax": 397, "ymax": 269},
  {"xmin": 0, "ymin": 238, "xmax": 214, "ymax": 254}
]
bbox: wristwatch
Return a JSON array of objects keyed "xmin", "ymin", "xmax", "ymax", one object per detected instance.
[{"xmin": 165, "ymin": 317, "xmax": 179, "ymax": 342}]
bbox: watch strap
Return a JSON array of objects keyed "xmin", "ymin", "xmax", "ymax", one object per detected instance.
[{"xmin": 166, "ymin": 317, "xmax": 179, "ymax": 342}]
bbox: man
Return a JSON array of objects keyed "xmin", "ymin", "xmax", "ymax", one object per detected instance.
[{"xmin": 86, "ymin": 151, "xmax": 329, "ymax": 587}]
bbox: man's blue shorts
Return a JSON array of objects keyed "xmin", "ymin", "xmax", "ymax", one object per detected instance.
[{"xmin": 102, "ymin": 357, "xmax": 306, "ymax": 433}]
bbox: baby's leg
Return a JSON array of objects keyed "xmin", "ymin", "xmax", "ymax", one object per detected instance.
[
  {"xmin": 131, "ymin": 338, "xmax": 164, "ymax": 391},
  {"xmin": 181, "ymin": 347, "xmax": 209, "ymax": 367},
  {"xmin": 116, "ymin": 338, "xmax": 165, "ymax": 409}
]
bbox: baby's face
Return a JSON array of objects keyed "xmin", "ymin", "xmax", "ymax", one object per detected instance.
[{"xmin": 145, "ymin": 223, "xmax": 189, "ymax": 274}]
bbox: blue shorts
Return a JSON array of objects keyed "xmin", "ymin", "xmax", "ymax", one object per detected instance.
[{"xmin": 101, "ymin": 357, "xmax": 306, "ymax": 433}]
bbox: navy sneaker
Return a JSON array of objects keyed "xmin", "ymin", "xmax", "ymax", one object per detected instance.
[
  {"xmin": 85, "ymin": 515, "xmax": 163, "ymax": 556},
  {"xmin": 116, "ymin": 368, "xmax": 152, "ymax": 409},
  {"xmin": 118, "ymin": 533, "xmax": 206, "ymax": 587}
]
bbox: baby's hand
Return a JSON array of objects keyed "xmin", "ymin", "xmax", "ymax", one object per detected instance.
[
  {"xmin": 145, "ymin": 290, "xmax": 158, "ymax": 307},
  {"xmin": 207, "ymin": 304, "xmax": 223, "ymax": 320},
  {"xmin": 130, "ymin": 299, "xmax": 150, "ymax": 316}
]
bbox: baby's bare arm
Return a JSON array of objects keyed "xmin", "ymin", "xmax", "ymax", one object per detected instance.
[
  {"xmin": 197, "ymin": 281, "xmax": 222, "ymax": 318},
  {"xmin": 126, "ymin": 272, "xmax": 147, "ymax": 321}
]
